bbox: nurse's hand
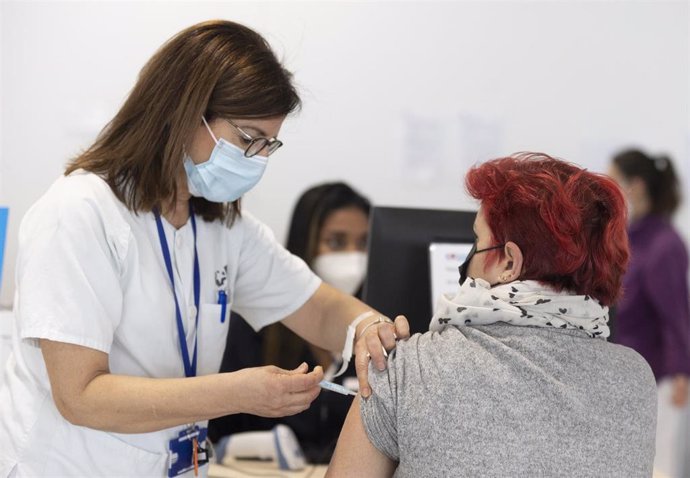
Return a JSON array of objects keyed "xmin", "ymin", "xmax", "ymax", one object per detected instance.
[
  {"xmin": 354, "ymin": 315, "xmax": 410, "ymax": 398},
  {"xmin": 233, "ymin": 363, "xmax": 323, "ymax": 417}
]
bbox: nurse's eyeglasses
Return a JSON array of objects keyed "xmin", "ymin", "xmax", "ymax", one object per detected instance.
[{"xmin": 225, "ymin": 119, "xmax": 283, "ymax": 158}]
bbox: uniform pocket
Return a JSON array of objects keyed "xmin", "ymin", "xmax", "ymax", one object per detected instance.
[
  {"xmin": 200, "ymin": 302, "xmax": 229, "ymax": 325},
  {"xmin": 198, "ymin": 303, "xmax": 230, "ymax": 375}
]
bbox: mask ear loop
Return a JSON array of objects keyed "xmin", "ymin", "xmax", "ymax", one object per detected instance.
[{"xmin": 201, "ymin": 116, "xmax": 219, "ymax": 144}]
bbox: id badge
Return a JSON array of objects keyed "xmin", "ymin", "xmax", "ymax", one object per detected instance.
[{"xmin": 168, "ymin": 425, "xmax": 209, "ymax": 477}]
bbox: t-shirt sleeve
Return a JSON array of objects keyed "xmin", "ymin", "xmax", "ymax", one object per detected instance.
[
  {"xmin": 16, "ymin": 186, "xmax": 129, "ymax": 353},
  {"xmin": 360, "ymin": 350, "xmax": 400, "ymax": 461},
  {"xmin": 231, "ymin": 213, "xmax": 321, "ymax": 331}
]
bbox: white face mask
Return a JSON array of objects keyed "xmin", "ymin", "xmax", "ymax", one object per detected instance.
[{"xmin": 312, "ymin": 251, "xmax": 367, "ymax": 296}]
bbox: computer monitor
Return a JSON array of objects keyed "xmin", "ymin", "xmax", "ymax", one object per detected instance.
[
  {"xmin": 0, "ymin": 207, "xmax": 7, "ymax": 292},
  {"xmin": 362, "ymin": 206, "xmax": 477, "ymax": 335}
]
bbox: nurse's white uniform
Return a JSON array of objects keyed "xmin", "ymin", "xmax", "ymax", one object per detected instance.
[{"xmin": 0, "ymin": 171, "xmax": 320, "ymax": 477}]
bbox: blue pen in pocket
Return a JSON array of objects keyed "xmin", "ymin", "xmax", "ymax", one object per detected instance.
[{"xmin": 217, "ymin": 290, "xmax": 227, "ymax": 323}]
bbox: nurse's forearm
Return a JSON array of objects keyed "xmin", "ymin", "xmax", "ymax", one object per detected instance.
[
  {"xmin": 70, "ymin": 372, "xmax": 242, "ymax": 433},
  {"xmin": 41, "ymin": 339, "xmax": 322, "ymax": 434},
  {"xmin": 42, "ymin": 337, "xmax": 242, "ymax": 432},
  {"xmin": 282, "ymin": 282, "xmax": 377, "ymax": 353}
]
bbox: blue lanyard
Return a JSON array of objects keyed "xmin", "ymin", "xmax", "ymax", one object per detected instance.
[{"xmin": 154, "ymin": 203, "xmax": 200, "ymax": 378}]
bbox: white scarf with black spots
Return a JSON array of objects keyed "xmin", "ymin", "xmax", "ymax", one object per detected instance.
[{"xmin": 430, "ymin": 277, "xmax": 610, "ymax": 339}]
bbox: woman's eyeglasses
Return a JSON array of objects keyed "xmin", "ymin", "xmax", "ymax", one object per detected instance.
[{"xmin": 225, "ymin": 119, "xmax": 283, "ymax": 158}]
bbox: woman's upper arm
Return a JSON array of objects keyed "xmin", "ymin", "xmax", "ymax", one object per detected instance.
[
  {"xmin": 327, "ymin": 395, "xmax": 397, "ymax": 477},
  {"xmin": 40, "ymin": 339, "xmax": 110, "ymax": 425},
  {"xmin": 329, "ymin": 351, "xmax": 401, "ymax": 476},
  {"xmin": 231, "ymin": 212, "xmax": 321, "ymax": 328},
  {"xmin": 18, "ymin": 186, "xmax": 126, "ymax": 352}
]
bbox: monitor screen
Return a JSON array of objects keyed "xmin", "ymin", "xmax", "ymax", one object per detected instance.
[
  {"xmin": 362, "ymin": 206, "xmax": 476, "ymax": 335},
  {"xmin": 0, "ymin": 207, "xmax": 7, "ymax": 292}
]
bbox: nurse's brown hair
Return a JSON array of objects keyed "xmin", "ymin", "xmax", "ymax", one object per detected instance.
[{"xmin": 65, "ymin": 20, "xmax": 301, "ymax": 222}]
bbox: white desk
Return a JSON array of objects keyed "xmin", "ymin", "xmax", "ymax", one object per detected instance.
[{"xmin": 209, "ymin": 460, "xmax": 326, "ymax": 478}]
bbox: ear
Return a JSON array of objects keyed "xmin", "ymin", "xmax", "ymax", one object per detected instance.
[{"xmin": 498, "ymin": 241, "xmax": 523, "ymax": 284}]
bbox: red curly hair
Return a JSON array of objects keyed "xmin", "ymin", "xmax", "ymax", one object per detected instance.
[{"xmin": 465, "ymin": 152, "xmax": 629, "ymax": 306}]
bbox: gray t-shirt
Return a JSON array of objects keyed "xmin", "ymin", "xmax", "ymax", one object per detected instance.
[{"xmin": 361, "ymin": 324, "xmax": 656, "ymax": 477}]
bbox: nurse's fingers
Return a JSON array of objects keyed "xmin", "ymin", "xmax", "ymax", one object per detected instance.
[
  {"xmin": 378, "ymin": 322, "xmax": 397, "ymax": 351},
  {"xmin": 278, "ymin": 388, "xmax": 323, "ymax": 416},
  {"xmin": 247, "ymin": 365, "xmax": 323, "ymax": 417},
  {"xmin": 394, "ymin": 315, "xmax": 411, "ymax": 340},
  {"xmin": 354, "ymin": 339, "xmax": 372, "ymax": 398},
  {"xmin": 284, "ymin": 362, "xmax": 309, "ymax": 375},
  {"xmin": 365, "ymin": 328, "xmax": 388, "ymax": 372},
  {"xmin": 281, "ymin": 365, "xmax": 324, "ymax": 393},
  {"xmin": 277, "ymin": 366, "xmax": 322, "ymax": 414},
  {"xmin": 354, "ymin": 316, "xmax": 407, "ymax": 398}
]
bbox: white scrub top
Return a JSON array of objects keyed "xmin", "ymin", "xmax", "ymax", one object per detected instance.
[{"xmin": 0, "ymin": 171, "xmax": 321, "ymax": 477}]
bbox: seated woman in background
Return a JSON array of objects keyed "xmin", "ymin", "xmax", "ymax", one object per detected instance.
[
  {"xmin": 327, "ymin": 153, "xmax": 657, "ymax": 477},
  {"xmin": 209, "ymin": 182, "xmax": 370, "ymax": 463}
]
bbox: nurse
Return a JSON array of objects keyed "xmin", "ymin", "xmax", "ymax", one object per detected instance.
[{"xmin": 0, "ymin": 20, "xmax": 407, "ymax": 477}]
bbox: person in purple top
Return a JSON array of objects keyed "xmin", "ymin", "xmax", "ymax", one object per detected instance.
[{"xmin": 609, "ymin": 148, "xmax": 690, "ymax": 478}]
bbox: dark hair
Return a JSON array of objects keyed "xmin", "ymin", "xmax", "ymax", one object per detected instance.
[
  {"xmin": 466, "ymin": 152, "xmax": 629, "ymax": 306},
  {"xmin": 612, "ymin": 149, "xmax": 681, "ymax": 218},
  {"xmin": 65, "ymin": 20, "xmax": 301, "ymax": 223},
  {"xmin": 263, "ymin": 182, "xmax": 370, "ymax": 368},
  {"xmin": 285, "ymin": 182, "xmax": 371, "ymax": 265}
]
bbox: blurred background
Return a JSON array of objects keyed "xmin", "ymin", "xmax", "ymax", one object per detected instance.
[{"xmin": 0, "ymin": 0, "xmax": 688, "ymax": 306}]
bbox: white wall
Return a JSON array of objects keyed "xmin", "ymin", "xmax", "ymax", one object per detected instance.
[{"xmin": 1, "ymin": 0, "xmax": 688, "ymax": 306}]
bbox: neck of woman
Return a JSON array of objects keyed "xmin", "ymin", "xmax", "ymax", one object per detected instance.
[
  {"xmin": 162, "ymin": 198, "xmax": 190, "ymax": 229},
  {"xmin": 630, "ymin": 196, "xmax": 651, "ymax": 222},
  {"xmin": 162, "ymin": 172, "xmax": 192, "ymax": 229}
]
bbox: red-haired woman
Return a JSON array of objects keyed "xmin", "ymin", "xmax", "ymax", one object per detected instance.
[{"xmin": 328, "ymin": 153, "xmax": 657, "ymax": 477}]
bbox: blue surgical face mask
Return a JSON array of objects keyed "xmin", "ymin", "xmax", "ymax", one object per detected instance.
[{"xmin": 184, "ymin": 119, "xmax": 268, "ymax": 203}]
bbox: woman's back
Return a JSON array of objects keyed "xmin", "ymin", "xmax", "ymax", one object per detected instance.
[
  {"xmin": 615, "ymin": 214, "xmax": 690, "ymax": 380},
  {"xmin": 362, "ymin": 324, "xmax": 657, "ymax": 477}
]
